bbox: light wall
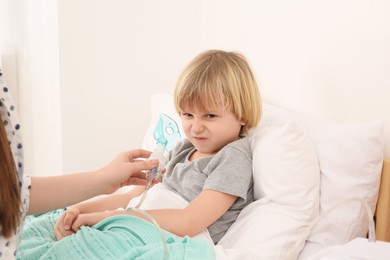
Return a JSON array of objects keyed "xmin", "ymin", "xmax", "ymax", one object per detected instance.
[
  {"xmin": 1, "ymin": 0, "xmax": 62, "ymax": 176},
  {"xmin": 58, "ymin": 0, "xmax": 204, "ymax": 173},
  {"xmin": 4, "ymin": 0, "xmax": 390, "ymax": 176},
  {"xmin": 0, "ymin": 0, "xmax": 20, "ymax": 109}
]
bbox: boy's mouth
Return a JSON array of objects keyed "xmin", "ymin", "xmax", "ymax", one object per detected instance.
[{"xmin": 193, "ymin": 137, "xmax": 207, "ymax": 141}]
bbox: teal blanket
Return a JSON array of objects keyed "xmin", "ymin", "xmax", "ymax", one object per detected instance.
[{"xmin": 17, "ymin": 209, "xmax": 214, "ymax": 260}]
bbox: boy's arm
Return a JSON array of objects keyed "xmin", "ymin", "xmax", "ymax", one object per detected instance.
[
  {"xmin": 144, "ymin": 190, "xmax": 237, "ymax": 237},
  {"xmin": 55, "ymin": 186, "xmax": 146, "ymax": 240},
  {"xmin": 71, "ymin": 185, "xmax": 146, "ymax": 213},
  {"xmin": 72, "ymin": 189, "xmax": 237, "ymax": 237}
]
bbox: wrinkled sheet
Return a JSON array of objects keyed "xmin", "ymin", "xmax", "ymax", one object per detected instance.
[{"xmin": 17, "ymin": 208, "xmax": 214, "ymax": 260}]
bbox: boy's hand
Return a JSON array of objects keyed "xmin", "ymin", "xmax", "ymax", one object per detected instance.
[
  {"xmin": 54, "ymin": 207, "xmax": 80, "ymax": 240},
  {"xmin": 70, "ymin": 211, "xmax": 115, "ymax": 232}
]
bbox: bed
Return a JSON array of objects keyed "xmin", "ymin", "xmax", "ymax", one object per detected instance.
[
  {"xmin": 17, "ymin": 93, "xmax": 390, "ymax": 259},
  {"xmin": 143, "ymin": 94, "xmax": 390, "ymax": 259}
]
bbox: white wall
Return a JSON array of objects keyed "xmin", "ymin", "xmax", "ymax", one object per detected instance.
[
  {"xmin": 0, "ymin": 0, "xmax": 20, "ymax": 108},
  {"xmin": 58, "ymin": 0, "xmax": 390, "ymax": 174},
  {"xmin": 1, "ymin": 0, "xmax": 62, "ymax": 176},
  {"xmin": 58, "ymin": 0, "xmax": 205, "ymax": 173},
  {"xmin": 201, "ymin": 0, "xmax": 390, "ymax": 121},
  {"xmin": 4, "ymin": 0, "xmax": 390, "ymax": 175}
]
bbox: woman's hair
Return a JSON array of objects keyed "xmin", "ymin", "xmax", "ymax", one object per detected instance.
[
  {"xmin": 0, "ymin": 113, "xmax": 21, "ymax": 238},
  {"xmin": 174, "ymin": 50, "xmax": 262, "ymax": 136}
]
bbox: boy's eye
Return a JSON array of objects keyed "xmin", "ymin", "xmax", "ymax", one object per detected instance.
[
  {"xmin": 206, "ymin": 114, "xmax": 217, "ymax": 119},
  {"xmin": 181, "ymin": 112, "xmax": 193, "ymax": 118}
]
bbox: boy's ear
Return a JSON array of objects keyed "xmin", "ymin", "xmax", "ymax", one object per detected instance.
[{"xmin": 239, "ymin": 119, "xmax": 246, "ymax": 126}]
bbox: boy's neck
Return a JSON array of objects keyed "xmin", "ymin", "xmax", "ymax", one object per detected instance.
[{"xmin": 189, "ymin": 150, "xmax": 216, "ymax": 161}]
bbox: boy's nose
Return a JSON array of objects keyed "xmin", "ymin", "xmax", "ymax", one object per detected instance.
[{"xmin": 191, "ymin": 119, "xmax": 204, "ymax": 133}]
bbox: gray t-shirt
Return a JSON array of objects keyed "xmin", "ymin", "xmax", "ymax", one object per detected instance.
[{"xmin": 162, "ymin": 137, "xmax": 254, "ymax": 243}]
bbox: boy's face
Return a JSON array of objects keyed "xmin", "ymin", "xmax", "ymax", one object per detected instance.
[{"xmin": 179, "ymin": 105, "xmax": 245, "ymax": 158}]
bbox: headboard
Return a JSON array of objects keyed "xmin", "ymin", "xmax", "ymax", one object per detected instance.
[{"xmin": 376, "ymin": 158, "xmax": 390, "ymax": 242}]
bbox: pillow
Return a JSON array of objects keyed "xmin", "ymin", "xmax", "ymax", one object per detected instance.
[
  {"xmin": 258, "ymin": 103, "xmax": 384, "ymax": 259},
  {"xmin": 218, "ymin": 119, "xmax": 320, "ymax": 259},
  {"xmin": 297, "ymin": 118, "xmax": 384, "ymax": 258}
]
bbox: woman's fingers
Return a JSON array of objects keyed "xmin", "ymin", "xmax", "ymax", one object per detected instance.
[{"xmin": 125, "ymin": 149, "xmax": 152, "ymax": 161}]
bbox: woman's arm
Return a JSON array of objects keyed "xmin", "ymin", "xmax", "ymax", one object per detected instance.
[
  {"xmin": 28, "ymin": 149, "xmax": 158, "ymax": 215},
  {"xmin": 29, "ymin": 172, "xmax": 147, "ymax": 215},
  {"xmin": 71, "ymin": 190, "xmax": 237, "ymax": 238}
]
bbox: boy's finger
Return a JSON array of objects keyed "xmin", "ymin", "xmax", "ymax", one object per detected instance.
[{"xmin": 63, "ymin": 211, "xmax": 77, "ymax": 230}]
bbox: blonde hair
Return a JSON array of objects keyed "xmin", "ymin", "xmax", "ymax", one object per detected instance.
[{"xmin": 174, "ymin": 50, "xmax": 262, "ymax": 136}]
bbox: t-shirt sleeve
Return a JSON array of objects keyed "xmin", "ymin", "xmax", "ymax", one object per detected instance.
[
  {"xmin": 166, "ymin": 139, "xmax": 191, "ymax": 162},
  {"xmin": 202, "ymin": 145, "xmax": 252, "ymax": 202}
]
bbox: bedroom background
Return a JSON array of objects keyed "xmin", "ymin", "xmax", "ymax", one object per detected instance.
[{"xmin": 0, "ymin": 0, "xmax": 389, "ymax": 177}]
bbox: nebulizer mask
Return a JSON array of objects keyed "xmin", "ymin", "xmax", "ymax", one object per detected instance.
[
  {"xmin": 134, "ymin": 113, "xmax": 181, "ymax": 207},
  {"xmin": 126, "ymin": 113, "xmax": 181, "ymax": 259}
]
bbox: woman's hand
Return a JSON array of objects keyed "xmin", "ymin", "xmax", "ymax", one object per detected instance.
[
  {"xmin": 54, "ymin": 207, "xmax": 80, "ymax": 240},
  {"xmin": 97, "ymin": 149, "xmax": 161, "ymax": 194}
]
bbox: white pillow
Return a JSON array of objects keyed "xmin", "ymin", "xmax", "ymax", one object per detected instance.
[
  {"xmin": 297, "ymin": 118, "xmax": 384, "ymax": 258},
  {"xmin": 258, "ymin": 103, "xmax": 384, "ymax": 259},
  {"xmin": 218, "ymin": 119, "xmax": 320, "ymax": 260}
]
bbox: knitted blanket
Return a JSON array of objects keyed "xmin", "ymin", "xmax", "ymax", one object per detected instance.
[{"xmin": 17, "ymin": 209, "xmax": 214, "ymax": 259}]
